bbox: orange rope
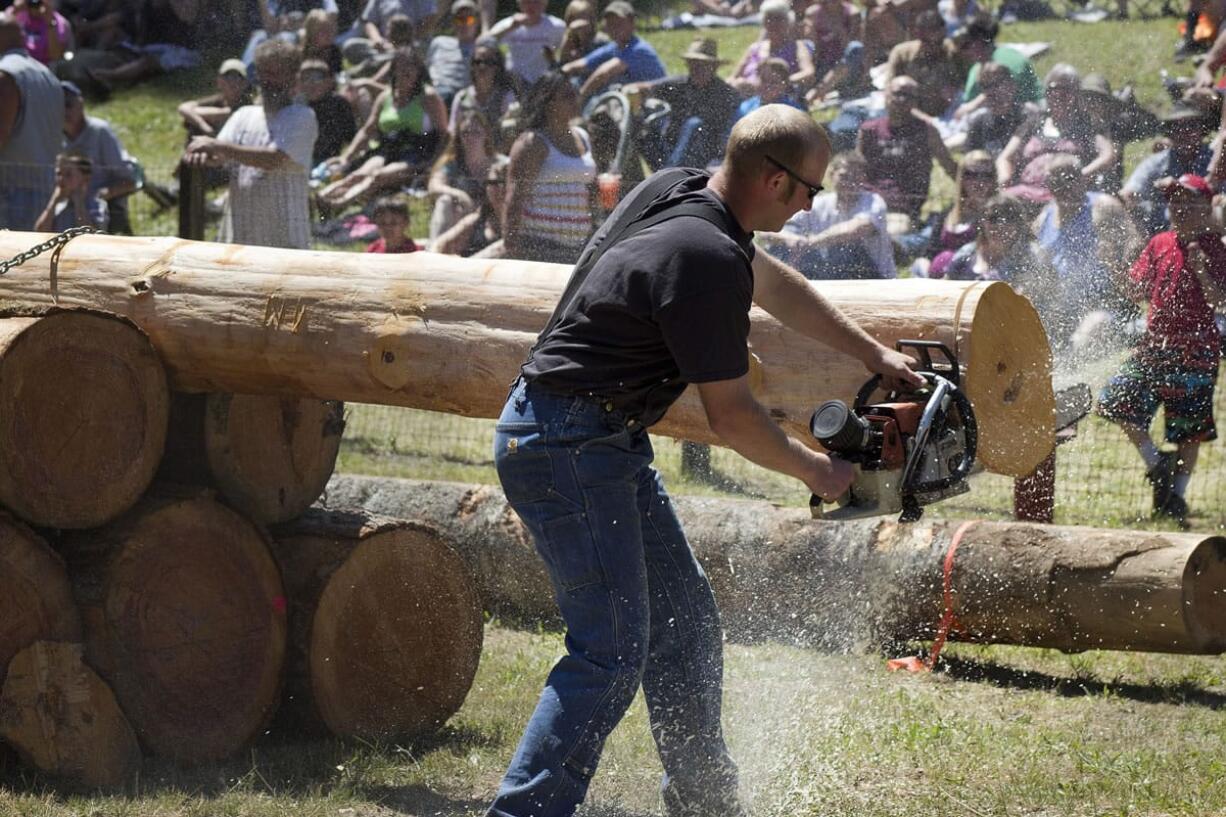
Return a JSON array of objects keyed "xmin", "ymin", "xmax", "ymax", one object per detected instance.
[{"xmin": 886, "ymin": 520, "xmax": 978, "ymax": 673}]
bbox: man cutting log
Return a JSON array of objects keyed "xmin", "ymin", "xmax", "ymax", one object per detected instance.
[{"xmin": 487, "ymin": 104, "xmax": 923, "ymax": 817}]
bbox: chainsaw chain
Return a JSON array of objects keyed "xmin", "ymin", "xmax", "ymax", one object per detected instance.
[{"xmin": 0, "ymin": 226, "xmax": 102, "ymax": 276}]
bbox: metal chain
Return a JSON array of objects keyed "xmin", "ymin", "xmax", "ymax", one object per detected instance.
[{"xmin": 0, "ymin": 226, "xmax": 102, "ymax": 276}]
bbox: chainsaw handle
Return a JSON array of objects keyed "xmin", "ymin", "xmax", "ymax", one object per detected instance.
[{"xmin": 905, "ymin": 376, "xmax": 978, "ymax": 495}]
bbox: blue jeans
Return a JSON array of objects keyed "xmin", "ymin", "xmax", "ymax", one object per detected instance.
[{"xmin": 488, "ymin": 377, "xmax": 742, "ymax": 817}]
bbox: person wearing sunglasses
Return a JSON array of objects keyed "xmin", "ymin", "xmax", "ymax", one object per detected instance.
[
  {"xmin": 447, "ymin": 43, "xmax": 516, "ymax": 149},
  {"xmin": 425, "ymin": 0, "xmax": 481, "ymax": 106},
  {"xmin": 486, "ymin": 103, "xmax": 922, "ymax": 817},
  {"xmin": 963, "ymin": 62, "xmax": 1026, "ymax": 158}
]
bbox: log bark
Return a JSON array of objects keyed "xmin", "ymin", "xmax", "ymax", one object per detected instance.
[
  {"xmin": 0, "ymin": 310, "xmax": 168, "ymax": 528},
  {"xmin": 322, "ymin": 475, "xmax": 1226, "ymax": 655},
  {"xmin": 61, "ymin": 490, "xmax": 286, "ymax": 763},
  {"xmin": 0, "ymin": 511, "xmax": 81, "ymax": 689},
  {"xmin": 160, "ymin": 393, "xmax": 345, "ymax": 524},
  {"xmin": 0, "ymin": 640, "xmax": 141, "ymax": 789},
  {"xmin": 270, "ymin": 510, "xmax": 483, "ymax": 740},
  {"xmin": 0, "ymin": 232, "xmax": 1052, "ymax": 477}
]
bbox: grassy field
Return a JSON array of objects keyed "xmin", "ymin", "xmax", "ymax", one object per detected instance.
[{"xmin": 8, "ymin": 11, "xmax": 1226, "ymax": 817}]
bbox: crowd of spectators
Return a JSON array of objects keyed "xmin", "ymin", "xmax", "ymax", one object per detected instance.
[{"xmin": 5, "ymin": 0, "xmax": 1226, "ymax": 521}]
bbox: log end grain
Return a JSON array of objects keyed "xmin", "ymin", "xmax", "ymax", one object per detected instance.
[
  {"xmin": 0, "ymin": 312, "xmax": 168, "ymax": 529},
  {"xmin": 281, "ymin": 514, "xmax": 483, "ymax": 740},
  {"xmin": 1182, "ymin": 535, "xmax": 1226, "ymax": 653},
  {"xmin": 964, "ymin": 283, "xmax": 1056, "ymax": 478},
  {"xmin": 0, "ymin": 641, "xmax": 141, "ymax": 789},
  {"xmin": 203, "ymin": 394, "xmax": 345, "ymax": 524},
  {"xmin": 0, "ymin": 512, "xmax": 82, "ymax": 689},
  {"xmin": 73, "ymin": 494, "xmax": 287, "ymax": 763}
]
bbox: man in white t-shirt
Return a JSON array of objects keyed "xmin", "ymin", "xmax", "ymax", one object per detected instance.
[
  {"xmin": 487, "ymin": 0, "xmax": 564, "ymax": 87},
  {"xmin": 184, "ymin": 40, "xmax": 318, "ymax": 249},
  {"xmin": 760, "ymin": 151, "xmax": 896, "ymax": 279}
]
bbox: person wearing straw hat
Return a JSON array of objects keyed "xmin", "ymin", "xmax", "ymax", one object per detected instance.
[{"xmin": 633, "ymin": 36, "xmax": 740, "ymax": 170}]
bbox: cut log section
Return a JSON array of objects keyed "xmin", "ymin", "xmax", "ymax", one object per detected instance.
[
  {"xmin": 62, "ymin": 491, "xmax": 286, "ymax": 763},
  {"xmin": 271, "ymin": 510, "xmax": 483, "ymax": 740},
  {"xmin": 160, "ymin": 393, "xmax": 345, "ymax": 524},
  {"xmin": 0, "ymin": 511, "xmax": 81, "ymax": 689},
  {"xmin": 0, "ymin": 640, "xmax": 141, "ymax": 789},
  {"xmin": 0, "ymin": 233, "xmax": 1052, "ymax": 477},
  {"xmin": 0, "ymin": 310, "xmax": 168, "ymax": 528},
  {"xmin": 323, "ymin": 475, "xmax": 1226, "ymax": 655}
]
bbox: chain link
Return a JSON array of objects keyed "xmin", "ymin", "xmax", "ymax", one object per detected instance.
[{"xmin": 0, "ymin": 226, "xmax": 102, "ymax": 276}]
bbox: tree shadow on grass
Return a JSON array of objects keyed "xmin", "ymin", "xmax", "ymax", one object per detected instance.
[{"xmin": 938, "ymin": 654, "xmax": 1226, "ymax": 710}]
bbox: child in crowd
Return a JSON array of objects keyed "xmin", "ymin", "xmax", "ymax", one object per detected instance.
[
  {"xmin": 366, "ymin": 195, "xmax": 421, "ymax": 253},
  {"xmin": 1096, "ymin": 174, "xmax": 1226, "ymax": 526},
  {"xmin": 34, "ymin": 152, "xmax": 108, "ymax": 232}
]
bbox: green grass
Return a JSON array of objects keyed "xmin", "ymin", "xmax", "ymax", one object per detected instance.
[{"xmin": 6, "ymin": 625, "xmax": 1226, "ymax": 816}]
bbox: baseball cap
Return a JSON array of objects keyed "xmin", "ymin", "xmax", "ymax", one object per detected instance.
[
  {"xmin": 60, "ymin": 80, "xmax": 82, "ymax": 99},
  {"xmin": 452, "ymin": 0, "xmax": 478, "ymax": 13},
  {"xmin": 603, "ymin": 1, "xmax": 636, "ymax": 17},
  {"xmin": 218, "ymin": 58, "xmax": 248, "ymax": 78},
  {"xmin": 1165, "ymin": 173, "xmax": 1214, "ymax": 199}
]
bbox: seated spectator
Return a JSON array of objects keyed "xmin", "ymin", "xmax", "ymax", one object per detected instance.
[
  {"xmin": 556, "ymin": 0, "xmax": 607, "ymax": 64},
  {"xmin": 86, "ymin": 0, "xmax": 203, "ymax": 90},
  {"xmin": 884, "ymin": 9, "xmax": 962, "ymax": 118},
  {"xmin": 183, "ymin": 39, "xmax": 318, "ymax": 249},
  {"xmin": 737, "ymin": 57, "xmax": 805, "ymax": 118},
  {"xmin": 1123, "ymin": 104, "xmax": 1215, "ymax": 237},
  {"xmin": 317, "ymin": 45, "xmax": 446, "ymax": 212},
  {"xmin": 998, "ymin": 64, "xmax": 1116, "ymax": 204},
  {"xmin": 302, "ymin": 7, "xmax": 342, "ymax": 74},
  {"xmin": 242, "ymin": 1, "xmax": 337, "ymax": 67},
  {"xmin": 361, "ymin": 0, "xmax": 438, "ymax": 48},
  {"xmin": 1081, "ymin": 73, "xmax": 1125, "ymax": 193},
  {"xmin": 561, "ymin": 1, "xmax": 664, "ymax": 103},
  {"xmin": 728, "ymin": 0, "xmax": 815, "ymax": 97},
  {"xmin": 62, "ymin": 0, "xmax": 125, "ymax": 50},
  {"xmin": 487, "ymin": 0, "xmax": 565, "ymax": 89},
  {"xmin": 432, "ymin": 154, "xmax": 508, "ymax": 256},
  {"xmin": 803, "ymin": 0, "xmax": 862, "ymax": 79},
  {"xmin": 963, "ymin": 62, "xmax": 1024, "ymax": 156},
  {"xmin": 1033, "ymin": 154, "xmax": 1139, "ymax": 349},
  {"xmin": 35, "ymin": 152, "xmax": 107, "ymax": 230},
  {"xmin": 366, "ymin": 194, "xmax": 421, "ymax": 252},
  {"xmin": 634, "ymin": 36, "xmax": 740, "ymax": 171},
  {"xmin": 942, "ymin": 194, "xmax": 1049, "ymax": 283},
  {"xmin": 447, "ymin": 42, "xmax": 516, "ymax": 149},
  {"xmin": 760, "ymin": 150, "xmax": 895, "ymax": 279},
  {"xmin": 427, "ymin": 108, "xmax": 499, "ymax": 239},
  {"xmin": 956, "ymin": 14, "xmax": 1042, "ymax": 112},
  {"xmin": 857, "ymin": 75, "xmax": 957, "ymax": 221},
  {"xmin": 8, "ymin": 0, "xmax": 73, "ymax": 65},
  {"xmin": 503, "ymin": 71, "xmax": 595, "ymax": 264},
  {"xmin": 62, "ymin": 80, "xmax": 137, "ymax": 233},
  {"xmin": 862, "ymin": 0, "xmax": 914, "ymax": 67},
  {"xmin": 425, "ymin": 0, "xmax": 480, "ymax": 106},
  {"xmin": 298, "ymin": 58, "xmax": 356, "ymax": 167},
  {"xmin": 925, "ymin": 149, "xmax": 996, "ymax": 277},
  {"xmin": 178, "ymin": 58, "xmax": 255, "ymax": 138}
]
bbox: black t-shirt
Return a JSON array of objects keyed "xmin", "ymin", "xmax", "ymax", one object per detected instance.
[
  {"xmin": 650, "ymin": 75, "xmax": 741, "ymax": 145},
  {"xmin": 310, "ymin": 92, "xmax": 357, "ymax": 166},
  {"xmin": 522, "ymin": 169, "xmax": 756, "ymax": 427}
]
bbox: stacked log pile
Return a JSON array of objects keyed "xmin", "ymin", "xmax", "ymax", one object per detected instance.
[{"xmin": 0, "ymin": 308, "xmax": 480, "ymax": 787}]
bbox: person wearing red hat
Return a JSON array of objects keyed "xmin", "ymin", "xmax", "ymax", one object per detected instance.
[{"xmin": 1097, "ymin": 173, "xmax": 1226, "ymax": 527}]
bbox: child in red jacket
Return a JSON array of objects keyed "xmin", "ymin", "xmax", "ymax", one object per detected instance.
[{"xmin": 366, "ymin": 195, "xmax": 421, "ymax": 254}]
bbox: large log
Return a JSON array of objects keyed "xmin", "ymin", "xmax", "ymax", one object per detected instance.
[
  {"xmin": 270, "ymin": 510, "xmax": 482, "ymax": 740},
  {"xmin": 0, "ymin": 310, "xmax": 168, "ymax": 528},
  {"xmin": 0, "ymin": 232, "xmax": 1052, "ymax": 477},
  {"xmin": 322, "ymin": 475, "xmax": 1226, "ymax": 655},
  {"xmin": 61, "ymin": 491, "xmax": 286, "ymax": 763},
  {"xmin": 0, "ymin": 511, "xmax": 81, "ymax": 689},
  {"xmin": 160, "ymin": 393, "xmax": 345, "ymax": 524},
  {"xmin": 0, "ymin": 640, "xmax": 141, "ymax": 789}
]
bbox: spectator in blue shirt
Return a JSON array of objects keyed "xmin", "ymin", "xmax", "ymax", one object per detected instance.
[
  {"xmin": 561, "ymin": 0, "xmax": 664, "ymax": 102},
  {"xmin": 1121, "ymin": 103, "xmax": 1215, "ymax": 237}
]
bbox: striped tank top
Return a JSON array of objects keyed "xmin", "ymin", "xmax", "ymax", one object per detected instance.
[{"xmin": 521, "ymin": 127, "xmax": 596, "ymax": 255}]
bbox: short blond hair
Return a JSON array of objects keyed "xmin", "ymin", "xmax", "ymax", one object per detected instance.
[{"xmin": 723, "ymin": 104, "xmax": 829, "ymax": 185}]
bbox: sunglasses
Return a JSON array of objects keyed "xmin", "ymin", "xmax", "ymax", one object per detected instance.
[
  {"xmin": 765, "ymin": 154, "xmax": 823, "ymax": 200},
  {"xmin": 963, "ymin": 169, "xmax": 995, "ymax": 179},
  {"xmin": 472, "ymin": 57, "xmax": 500, "ymax": 66}
]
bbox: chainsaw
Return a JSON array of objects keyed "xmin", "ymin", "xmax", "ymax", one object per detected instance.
[{"xmin": 808, "ymin": 340, "xmax": 977, "ymax": 523}]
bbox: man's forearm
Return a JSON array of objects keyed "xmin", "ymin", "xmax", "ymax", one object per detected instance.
[
  {"xmin": 217, "ymin": 143, "xmax": 291, "ymax": 170},
  {"xmin": 751, "ymin": 247, "xmax": 882, "ymax": 363}
]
